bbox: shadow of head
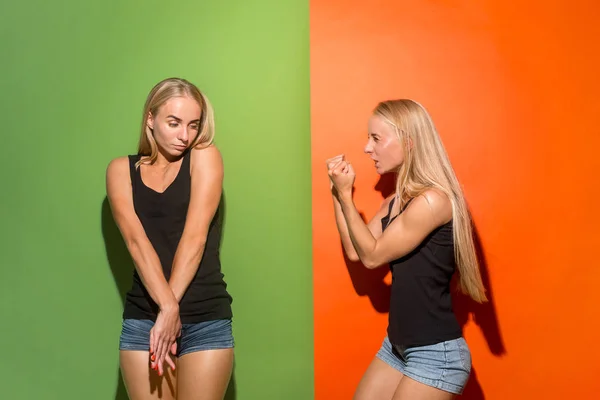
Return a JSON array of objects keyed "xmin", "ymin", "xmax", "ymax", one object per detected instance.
[{"xmin": 375, "ymin": 172, "xmax": 396, "ymax": 199}]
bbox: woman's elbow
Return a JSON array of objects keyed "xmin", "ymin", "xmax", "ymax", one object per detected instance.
[
  {"xmin": 362, "ymin": 258, "xmax": 383, "ymax": 269},
  {"xmin": 345, "ymin": 252, "xmax": 360, "ymax": 263}
]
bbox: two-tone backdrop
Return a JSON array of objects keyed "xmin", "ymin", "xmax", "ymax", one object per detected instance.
[{"xmin": 1, "ymin": 0, "xmax": 598, "ymax": 399}]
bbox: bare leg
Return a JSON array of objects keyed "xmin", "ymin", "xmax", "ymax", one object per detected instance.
[
  {"xmin": 354, "ymin": 357, "xmax": 404, "ymax": 400},
  {"xmin": 120, "ymin": 350, "xmax": 177, "ymax": 400},
  {"xmin": 176, "ymin": 348, "xmax": 234, "ymax": 400},
  {"xmin": 392, "ymin": 376, "xmax": 455, "ymax": 400}
]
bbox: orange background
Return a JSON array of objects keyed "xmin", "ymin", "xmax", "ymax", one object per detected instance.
[{"xmin": 311, "ymin": 1, "xmax": 600, "ymax": 398}]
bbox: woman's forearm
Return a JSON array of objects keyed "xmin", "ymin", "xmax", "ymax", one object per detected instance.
[
  {"xmin": 338, "ymin": 192, "xmax": 378, "ymax": 267},
  {"xmin": 168, "ymin": 235, "xmax": 206, "ymax": 302},
  {"xmin": 332, "ymin": 193, "xmax": 360, "ymax": 261},
  {"xmin": 127, "ymin": 238, "xmax": 179, "ymax": 310}
]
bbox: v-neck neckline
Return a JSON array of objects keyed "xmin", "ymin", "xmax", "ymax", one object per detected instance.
[{"xmin": 139, "ymin": 158, "xmax": 185, "ymax": 195}]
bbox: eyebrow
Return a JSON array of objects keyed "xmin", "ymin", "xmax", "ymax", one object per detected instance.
[{"xmin": 167, "ymin": 115, "xmax": 200, "ymax": 124}]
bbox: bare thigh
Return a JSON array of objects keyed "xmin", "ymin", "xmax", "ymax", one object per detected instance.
[
  {"xmin": 176, "ymin": 348, "xmax": 234, "ymax": 400},
  {"xmin": 120, "ymin": 350, "xmax": 177, "ymax": 400},
  {"xmin": 392, "ymin": 376, "xmax": 455, "ymax": 400},
  {"xmin": 354, "ymin": 357, "xmax": 404, "ymax": 400}
]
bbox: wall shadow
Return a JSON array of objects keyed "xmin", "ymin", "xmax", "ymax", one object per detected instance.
[
  {"xmin": 341, "ymin": 173, "xmax": 396, "ymax": 313},
  {"xmin": 343, "ymin": 174, "xmax": 396, "ymax": 312},
  {"xmin": 343, "ymin": 173, "xmax": 505, "ymax": 398},
  {"xmin": 101, "ymin": 194, "xmax": 236, "ymax": 399},
  {"xmin": 453, "ymin": 222, "xmax": 506, "ymax": 399},
  {"xmin": 224, "ymin": 365, "xmax": 237, "ymax": 400},
  {"xmin": 101, "ymin": 197, "xmax": 133, "ymax": 400}
]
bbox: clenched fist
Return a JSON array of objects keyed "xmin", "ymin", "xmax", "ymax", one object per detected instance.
[{"xmin": 326, "ymin": 154, "xmax": 355, "ymax": 198}]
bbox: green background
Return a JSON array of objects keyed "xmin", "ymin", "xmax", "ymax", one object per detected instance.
[{"xmin": 0, "ymin": 1, "xmax": 313, "ymax": 398}]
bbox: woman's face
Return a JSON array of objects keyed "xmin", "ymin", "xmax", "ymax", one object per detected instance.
[
  {"xmin": 147, "ymin": 96, "xmax": 201, "ymax": 158},
  {"xmin": 364, "ymin": 115, "xmax": 405, "ymax": 174}
]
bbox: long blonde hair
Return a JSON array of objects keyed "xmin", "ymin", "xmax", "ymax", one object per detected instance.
[
  {"xmin": 136, "ymin": 77, "xmax": 215, "ymax": 167},
  {"xmin": 374, "ymin": 99, "xmax": 487, "ymax": 303}
]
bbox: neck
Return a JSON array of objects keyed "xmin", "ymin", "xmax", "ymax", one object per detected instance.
[{"xmin": 154, "ymin": 147, "xmax": 180, "ymax": 168}]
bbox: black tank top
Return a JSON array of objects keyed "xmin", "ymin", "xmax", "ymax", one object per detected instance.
[
  {"xmin": 123, "ymin": 150, "xmax": 233, "ymax": 324},
  {"xmin": 382, "ymin": 197, "xmax": 462, "ymax": 348}
]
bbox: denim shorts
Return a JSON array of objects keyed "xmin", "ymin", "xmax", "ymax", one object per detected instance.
[
  {"xmin": 119, "ymin": 318, "xmax": 234, "ymax": 357},
  {"xmin": 376, "ymin": 336, "xmax": 471, "ymax": 394}
]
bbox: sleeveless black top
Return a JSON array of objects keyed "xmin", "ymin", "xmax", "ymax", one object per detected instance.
[
  {"xmin": 123, "ymin": 150, "xmax": 232, "ymax": 324},
  {"xmin": 382, "ymin": 197, "xmax": 462, "ymax": 348}
]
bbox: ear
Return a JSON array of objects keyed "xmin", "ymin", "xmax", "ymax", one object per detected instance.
[{"xmin": 146, "ymin": 111, "xmax": 154, "ymax": 130}]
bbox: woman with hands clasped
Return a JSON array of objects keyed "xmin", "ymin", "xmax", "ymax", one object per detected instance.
[
  {"xmin": 327, "ymin": 99, "xmax": 487, "ymax": 400},
  {"xmin": 106, "ymin": 78, "xmax": 233, "ymax": 400}
]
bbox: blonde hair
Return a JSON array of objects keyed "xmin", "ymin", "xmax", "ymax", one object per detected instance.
[
  {"xmin": 136, "ymin": 77, "xmax": 215, "ymax": 167},
  {"xmin": 374, "ymin": 99, "xmax": 487, "ymax": 303}
]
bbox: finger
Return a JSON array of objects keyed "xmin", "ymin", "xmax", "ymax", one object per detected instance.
[
  {"xmin": 164, "ymin": 339, "xmax": 178, "ymax": 371},
  {"xmin": 333, "ymin": 161, "xmax": 348, "ymax": 174},
  {"xmin": 326, "ymin": 155, "xmax": 344, "ymax": 168},
  {"xmin": 149, "ymin": 329, "xmax": 156, "ymax": 368},
  {"xmin": 154, "ymin": 336, "xmax": 164, "ymax": 373},
  {"xmin": 157, "ymin": 349, "xmax": 165, "ymax": 376},
  {"xmin": 326, "ymin": 154, "xmax": 344, "ymax": 164},
  {"xmin": 165, "ymin": 353, "xmax": 177, "ymax": 372},
  {"xmin": 149, "ymin": 329, "xmax": 155, "ymax": 355},
  {"xmin": 158, "ymin": 336, "xmax": 172, "ymax": 376},
  {"xmin": 333, "ymin": 160, "xmax": 346, "ymax": 170},
  {"xmin": 157, "ymin": 357, "xmax": 164, "ymax": 376},
  {"xmin": 329, "ymin": 161, "xmax": 343, "ymax": 175}
]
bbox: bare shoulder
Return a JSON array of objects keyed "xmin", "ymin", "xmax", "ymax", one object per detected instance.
[
  {"xmin": 411, "ymin": 188, "xmax": 452, "ymax": 224},
  {"xmin": 106, "ymin": 156, "xmax": 130, "ymax": 182},
  {"xmin": 191, "ymin": 144, "xmax": 223, "ymax": 167},
  {"xmin": 190, "ymin": 145, "xmax": 223, "ymax": 179}
]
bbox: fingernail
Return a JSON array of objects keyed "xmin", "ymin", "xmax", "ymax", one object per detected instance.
[{"xmin": 151, "ymin": 355, "xmax": 156, "ymax": 361}]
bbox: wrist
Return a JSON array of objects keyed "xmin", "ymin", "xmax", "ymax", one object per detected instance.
[
  {"xmin": 338, "ymin": 190, "xmax": 353, "ymax": 205},
  {"xmin": 159, "ymin": 299, "xmax": 179, "ymax": 313}
]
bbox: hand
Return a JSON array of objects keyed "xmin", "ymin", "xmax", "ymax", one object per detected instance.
[
  {"xmin": 149, "ymin": 303, "xmax": 181, "ymax": 376},
  {"xmin": 326, "ymin": 154, "xmax": 345, "ymax": 171},
  {"xmin": 327, "ymin": 155, "xmax": 355, "ymax": 198},
  {"xmin": 325, "ymin": 154, "xmax": 345, "ymax": 191}
]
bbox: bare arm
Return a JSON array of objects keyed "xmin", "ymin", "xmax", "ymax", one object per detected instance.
[
  {"xmin": 327, "ymin": 154, "xmax": 392, "ymax": 262},
  {"xmin": 338, "ymin": 189, "xmax": 452, "ymax": 269},
  {"xmin": 106, "ymin": 157, "xmax": 178, "ymax": 310},
  {"xmin": 168, "ymin": 145, "xmax": 223, "ymax": 301},
  {"xmin": 331, "ymin": 190, "xmax": 393, "ymax": 262}
]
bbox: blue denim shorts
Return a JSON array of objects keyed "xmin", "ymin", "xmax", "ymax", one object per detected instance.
[
  {"xmin": 119, "ymin": 318, "xmax": 234, "ymax": 357},
  {"xmin": 376, "ymin": 336, "xmax": 471, "ymax": 394}
]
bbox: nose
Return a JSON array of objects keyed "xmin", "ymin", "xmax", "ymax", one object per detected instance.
[
  {"xmin": 364, "ymin": 140, "xmax": 373, "ymax": 154},
  {"xmin": 178, "ymin": 127, "xmax": 190, "ymax": 143}
]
